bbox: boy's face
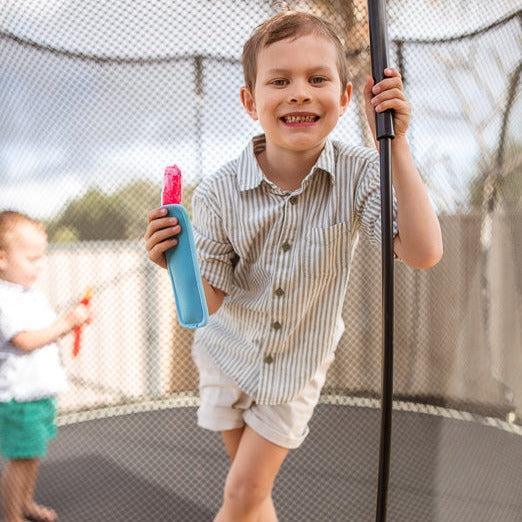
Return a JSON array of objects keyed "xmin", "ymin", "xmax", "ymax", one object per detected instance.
[
  {"xmin": 0, "ymin": 223, "xmax": 48, "ymax": 288},
  {"xmin": 241, "ymin": 33, "xmax": 351, "ymax": 156}
]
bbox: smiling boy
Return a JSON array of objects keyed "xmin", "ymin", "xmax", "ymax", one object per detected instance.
[{"xmin": 144, "ymin": 10, "xmax": 442, "ymax": 522}]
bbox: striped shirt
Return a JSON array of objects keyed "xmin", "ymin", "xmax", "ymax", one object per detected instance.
[{"xmin": 192, "ymin": 134, "xmax": 397, "ymax": 405}]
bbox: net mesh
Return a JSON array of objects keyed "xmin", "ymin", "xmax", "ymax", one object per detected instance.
[{"xmin": 1, "ymin": 0, "xmax": 521, "ymax": 520}]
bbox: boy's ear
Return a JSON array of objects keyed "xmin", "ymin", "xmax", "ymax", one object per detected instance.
[
  {"xmin": 339, "ymin": 82, "xmax": 353, "ymax": 116},
  {"xmin": 240, "ymin": 86, "xmax": 258, "ymax": 121}
]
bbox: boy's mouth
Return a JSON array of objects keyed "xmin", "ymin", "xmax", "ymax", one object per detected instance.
[{"xmin": 281, "ymin": 114, "xmax": 319, "ymax": 124}]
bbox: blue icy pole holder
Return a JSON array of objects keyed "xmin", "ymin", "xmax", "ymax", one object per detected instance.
[{"xmin": 162, "ymin": 204, "xmax": 208, "ymax": 328}]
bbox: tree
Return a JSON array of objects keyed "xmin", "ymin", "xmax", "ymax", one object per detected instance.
[
  {"xmin": 468, "ymin": 139, "xmax": 522, "ymax": 211},
  {"xmin": 46, "ymin": 179, "xmax": 166, "ymax": 242},
  {"xmin": 112, "ymin": 180, "xmax": 163, "ymax": 240},
  {"xmin": 47, "ymin": 188, "xmax": 127, "ymax": 241}
]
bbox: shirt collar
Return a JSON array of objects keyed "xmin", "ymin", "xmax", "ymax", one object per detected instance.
[
  {"xmin": 237, "ymin": 135, "xmax": 337, "ymax": 192},
  {"xmin": 237, "ymin": 135, "xmax": 266, "ymax": 191}
]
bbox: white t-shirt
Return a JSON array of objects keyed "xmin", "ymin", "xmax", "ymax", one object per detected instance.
[{"xmin": 0, "ymin": 279, "xmax": 68, "ymax": 402}]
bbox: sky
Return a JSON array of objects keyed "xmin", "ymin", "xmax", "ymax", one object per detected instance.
[{"xmin": 0, "ymin": 0, "xmax": 520, "ymax": 217}]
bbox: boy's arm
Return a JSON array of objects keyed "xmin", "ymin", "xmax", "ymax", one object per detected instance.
[
  {"xmin": 364, "ymin": 69, "xmax": 443, "ymax": 269},
  {"xmin": 11, "ymin": 304, "xmax": 90, "ymax": 352},
  {"xmin": 201, "ymin": 277, "xmax": 226, "ymax": 315},
  {"xmin": 390, "ymin": 137, "xmax": 443, "ymax": 269}
]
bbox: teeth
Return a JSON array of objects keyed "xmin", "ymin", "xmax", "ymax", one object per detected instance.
[{"xmin": 284, "ymin": 115, "xmax": 317, "ymax": 123}]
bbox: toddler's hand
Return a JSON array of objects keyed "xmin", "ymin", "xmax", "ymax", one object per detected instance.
[
  {"xmin": 144, "ymin": 207, "xmax": 182, "ymax": 269},
  {"xmin": 63, "ymin": 303, "xmax": 92, "ymax": 331},
  {"xmin": 363, "ymin": 68, "xmax": 410, "ymax": 140}
]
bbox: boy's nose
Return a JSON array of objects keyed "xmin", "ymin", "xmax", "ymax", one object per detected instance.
[
  {"xmin": 289, "ymin": 82, "xmax": 311, "ymax": 103},
  {"xmin": 290, "ymin": 93, "xmax": 311, "ymax": 103}
]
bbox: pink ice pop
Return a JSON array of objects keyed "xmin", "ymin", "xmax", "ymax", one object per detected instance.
[{"xmin": 162, "ymin": 165, "xmax": 183, "ymax": 205}]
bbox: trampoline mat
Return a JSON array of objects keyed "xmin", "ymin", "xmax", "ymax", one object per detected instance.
[{"xmin": 2, "ymin": 403, "xmax": 521, "ymax": 521}]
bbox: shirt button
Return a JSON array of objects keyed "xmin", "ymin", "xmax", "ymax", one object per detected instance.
[
  {"xmin": 271, "ymin": 321, "xmax": 282, "ymax": 330},
  {"xmin": 264, "ymin": 354, "xmax": 274, "ymax": 364},
  {"xmin": 289, "ymin": 196, "xmax": 298, "ymax": 205},
  {"xmin": 281, "ymin": 241, "xmax": 291, "ymax": 252},
  {"xmin": 274, "ymin": 287, "xmax": 285, "ymax": 297}
]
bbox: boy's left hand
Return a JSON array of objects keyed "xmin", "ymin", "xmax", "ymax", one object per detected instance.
[{"xmin": 363, "ymin": 68, "xmax": 410, "ymax": 141}]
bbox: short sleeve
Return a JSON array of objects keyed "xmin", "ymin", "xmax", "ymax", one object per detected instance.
[
  {"xmin": 354, "ymin": 156, "xmax": 398, "ymax": 245},
  {"xmin": 192, "ymin": 186, "xmax": 235, "ymax": 295},
  {"xmin": 0, "ymin": 306, "xmax": 23, "ymax": 348}
]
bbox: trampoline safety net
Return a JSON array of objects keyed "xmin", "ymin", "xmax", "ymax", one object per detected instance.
[{"xmin": 0, "ymin": 0, "xmax": 521, "ymax": 521}]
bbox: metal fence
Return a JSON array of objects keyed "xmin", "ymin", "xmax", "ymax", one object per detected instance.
[{"xmin": 1, "ymin": 1, "xmax": 521, "ymax": 521}]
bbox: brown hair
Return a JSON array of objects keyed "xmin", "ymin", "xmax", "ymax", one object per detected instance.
[
  {"xmin": 0, "ymin": 210, "xmax": 46, "ymax": 248},
  {"xmin": 241, "ymin": 11, "xmax": 349, "ymax": 93}
]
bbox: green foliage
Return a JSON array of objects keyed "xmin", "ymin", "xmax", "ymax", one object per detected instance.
[
  {"xmin": 46, "ymin": 179, "xmax": 165, "ymax": 242},
  {"xmin": 49, "ymin": 225, "xmax": 79, "ymax": 242},
  {"xmin": 46, "ymin": 180, "xmax": 200, "ymax": 243},
  {"xmin": 46, "ymin": 178, "xmax": 202, "ymax": 243}
]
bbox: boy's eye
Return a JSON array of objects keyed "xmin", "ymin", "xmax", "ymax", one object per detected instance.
[
  {"xmin": 310, "ymin": 76, "xmax": 327, "ymax": 85},
  {"xmin": 271, "ymin": 78, "xmax": 288, "ymax": 87}
]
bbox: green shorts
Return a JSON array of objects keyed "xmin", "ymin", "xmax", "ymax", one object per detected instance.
[{"xmin": 0, "ymin": 398, "xmax": 57, "ymax": 459}]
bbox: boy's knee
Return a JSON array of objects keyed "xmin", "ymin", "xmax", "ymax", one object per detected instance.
[{"xmin": 224, "ymin": 475, "xmax": 270, "ymax": 510}]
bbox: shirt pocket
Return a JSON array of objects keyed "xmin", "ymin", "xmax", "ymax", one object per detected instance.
[{"xmin": 302, "ymin": 223, "xmax": 351, "ymax": 277}]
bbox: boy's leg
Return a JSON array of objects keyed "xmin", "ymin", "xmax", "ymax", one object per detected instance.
[
  {"xmin": 221, "ymin": 427, "xmax": 245, "ymax": 461},
  {"xmin": 215, "ymin": 426, "xmax": 288, "ymax": 522},
  {"xmin": 22, "ymin": 458, "xmax": 57, "ymax": 521},
  {"xmin": 220, "ymin": 427, "xmax": 278, "ymax": 522},
  {"xmin": 0, "ymin": 399, "xmax": 57, "ymax": 521},
  {"xmin": 1, "ymin": 458, "xmax": 57, "ymax": 522},
  {"xmin": 2, "ymin": 458, "xmax": 35, "ymax": 522}
]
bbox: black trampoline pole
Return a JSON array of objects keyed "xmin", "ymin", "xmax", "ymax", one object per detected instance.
[{"xmin": 366, "ymin": 1, "xmax": 395, "ymax": 521}]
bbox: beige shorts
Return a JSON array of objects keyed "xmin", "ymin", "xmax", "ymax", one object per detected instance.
[{"xmin": 193, "ymin": 346, "xmax": 334, "ymax": 449}]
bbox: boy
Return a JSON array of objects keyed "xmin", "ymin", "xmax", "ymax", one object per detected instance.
[
  {"xmin": 144, "ymin": 10, "xmax": 442, "ymax": 522},
  {"xmin": 0, "ymin": 211, "xmax": 91, "ymax": 522}
]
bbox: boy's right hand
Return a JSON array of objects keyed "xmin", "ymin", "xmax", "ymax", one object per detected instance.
[{"xmin": 143, "ymin": 207, "xmax": 182, "ymax": 269}]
